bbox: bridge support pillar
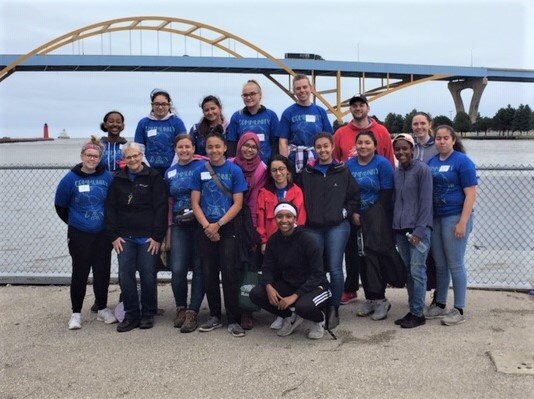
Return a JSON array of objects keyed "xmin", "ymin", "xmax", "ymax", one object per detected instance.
[{"xmin": 447, "ymin": 77, "xmax": 488, "ymax": 123}]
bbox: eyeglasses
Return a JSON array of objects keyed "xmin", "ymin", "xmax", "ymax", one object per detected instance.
[
  {"xmin": 241, "ymin": 92, "xmax": 258, "ymax": 98},
  {"xmin": 124, "ymin": 153, "xmax": 142, "ymax": 160},
  {"xmin": 242, "ymin": 144, "xmax": 258, "ymax": 151},
  {"xmin": 83, "ymin": 153, "xmax": 100, "ymax": 160},
  {"xmin": 152, "ymin": 102, "xmax": 170, "ymax": 107},
  {"xmin": 270, "ymin": 166, "xmax": 287, "ymax": 174}
]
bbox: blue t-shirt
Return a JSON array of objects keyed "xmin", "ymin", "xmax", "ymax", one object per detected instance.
[
  {"xmin": 226, "ymin": 107, "xmax": 279, "ymax": 163},
  {"xmin": 189, "ymin": 160, "xmax": 248, "ymax": 222},
  {"xmin": 428, "ymin": 151, "xmax": 477, "ymax": 218},
  {"xmin": 277, "ymin": 103, "xmax": 333, "ymax": 147},
  {"xmin": 134, "ymin": 115, "xmax": 187, "ymax": 170},
  {"xmin": 313, "ymin": 162, "xmax": 333, "ymax": 175},
  {"xmin": 275, "ymin": 187, "xmax": 287, "ymax": 200},
  {"xmin": 346, "ymin": 155, "xmax": 394, "ymax": 212},
  {"xmin": 99, "ymin": 138, "xmax": 125, "ymax": 172},
  {"xmin": 55, "ymin": 168, "xmax": 113, "ymax": 233},
  {"xmin": 165, "ymin": 159, "xmax": 204, "ymax": 213}
]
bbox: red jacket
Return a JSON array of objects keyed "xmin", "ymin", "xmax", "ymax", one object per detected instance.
[
  {"xmin": 333, "ymin": 118, "xmax": 395, "ymax": 166},
  {"xmin": 256, "ymin": 183, "xmax": 307, "ymax": 244}
]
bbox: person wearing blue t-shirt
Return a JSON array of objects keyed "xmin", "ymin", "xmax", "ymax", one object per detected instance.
[
  {"xmin": 135, "ymin": 89, "xmax": 187, "ymax": 174},
  {"xmin": 345, "ymin": 131, "xmax": 396, "ymax": 321},
  {"xmin": 164, "ymin": 134, "xmax": 205, "ymax": 333},
  {"xmin": 190, "ymin": 131, "xmax": 248, "ymax": 337},
  {"xmin": 189, "ymin": 95, "xmax": 227, "ymax": 157},
  {"xmin": 226, "ymin": 80, "xmax": 279, "ymax": 163},
  {"xmin": 425, "ymin": 125, "xmax": 477, "ymax": 326},
  {"xmin": 278, "ymin": 74, "xmax": 333, "ymax": 173},
  {"xmin": 99, "ymin": 111, "xmax": 127, "ymax": 173},
  {"xmin": 55, "ymin": 136, "xmax": 116, "ymax": 330}
]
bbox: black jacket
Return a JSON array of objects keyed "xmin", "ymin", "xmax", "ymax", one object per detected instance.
[
  {"xmin": 105, "ymin": 164, "xmax": 168, "ymax": 242},
  {"xmin": 299, "ymin": 161, "xmax": 360, "ymax": 228},
  {"xmin": 262, "ymin": 227, "xmax": 329, "ymax": 296}
]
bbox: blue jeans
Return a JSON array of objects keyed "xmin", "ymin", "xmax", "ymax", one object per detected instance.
[
  {"xmin": 396, "ymin": 228, "xmax": 431, "ymax": 317},
  {"xmin": 431, "ymin": 213, "xmax": 474, "ymax": 309},
  {"xmin": 308, "ymin": 220, "xmax": 350, "ymax": 308},
  {"xmin": 118, "ymin": 240, "xmax": 158, "ymax": 320},
  {"xmin": 170, "ymin": 224, "xmax": 205, "ymax": 313}
]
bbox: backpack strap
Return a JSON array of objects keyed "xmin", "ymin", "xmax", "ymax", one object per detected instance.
[{"xmin": 205, "ymin": 162, "xmax": 233, "ymax": 200}]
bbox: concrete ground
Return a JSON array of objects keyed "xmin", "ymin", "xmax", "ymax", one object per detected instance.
[{"xmin": 1, "ymin": 285, "xmax": 533, "ymax": 399}]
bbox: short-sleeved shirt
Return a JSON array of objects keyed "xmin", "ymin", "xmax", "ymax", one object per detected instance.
[
  {"xmin": 277, "ymin": 103, "xmax": 333, "ymax": 147},
  {"xmin": 427, "ymin": 151, "xmax": 477, "ymax": 218},
  {"xmin": 165, "ymin": 159, "xmax": 203, "ymax": 213},
  {"xmin": 189, "ymin": 160, "xmax": 248, "ymax": 222},
  {"xmin": 346, "ymin": 155, "xmax": 394, "ymax": 212},
  {"xmin": 226, "ymin": 106, "xmax": 279, "ymax": 163}
]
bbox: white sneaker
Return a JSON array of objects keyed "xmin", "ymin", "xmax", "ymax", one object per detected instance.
[
  {"xmin": 270, "ymin": 316, "xmax": 285, "ymax": 330},
  {"xmin": 277, "ymin": 314, "xmax": 304, "ymax": 337},
  {"xmin": 308, "ymin": 322, "xmax": 325, "ymax": 340},
  {"xmin": 97, "ymin": 308, "xmax": 118, "ymax": 324},
  {"xmin": 68, "ymin": 313, "xmax": 82, "ymax": 330}
]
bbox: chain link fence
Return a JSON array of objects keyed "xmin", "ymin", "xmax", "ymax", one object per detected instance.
[{"xmin": 1, "ymin": 165, "xmax": 533, "ymax": 289}]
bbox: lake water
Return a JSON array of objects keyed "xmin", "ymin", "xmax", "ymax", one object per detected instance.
[{"xmin": 1, "ymin": 138, "xmax": 533, "ymax": 289}]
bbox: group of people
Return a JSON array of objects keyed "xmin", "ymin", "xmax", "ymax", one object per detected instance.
[{"xmin": 55, "ymin": 75, "xmax": 478, "ymax": 339}]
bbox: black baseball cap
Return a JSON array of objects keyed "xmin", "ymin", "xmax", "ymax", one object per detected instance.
[{"xmin": 349, "ymin": 94, "xmax": 368, "ymax": 105}]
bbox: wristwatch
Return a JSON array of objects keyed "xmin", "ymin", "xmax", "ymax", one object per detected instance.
[{"xmin": 217, "ymin": 219, "xmax": 224, "ymax": 227}]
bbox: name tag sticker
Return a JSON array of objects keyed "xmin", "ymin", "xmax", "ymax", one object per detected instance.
[
  {"xmin": 167, "ymin": 169, "xmax": 177, "ymax": 178},
  {"xmin": 257, "ymin": 134, "xmax": 265, "ymax": 142},
  {"xmin": 147, "ymin": 129, "xmax": 157, "ymax": 137},
  {"xmin": 305, "ymin": 115, "xmax": 316, "ymax": 123},
  {"xmin": 201, "ymin": 171, "xmax": 212, "ymax": 181},
  {"xmin": 78, "ymin": 185, "xmax": 90, "ymax": 192},
  {"xmin": 439, "ymin": 165, "xmax": 450, "ymax": 172}
]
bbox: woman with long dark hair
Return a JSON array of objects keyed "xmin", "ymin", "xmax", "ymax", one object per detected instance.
[
  {"xmin": 190, "ymin": 95, "xmax": 227, "ymax": 156},
  {"xmin": 426, "ymin": 125, "xmax": 477, "ymax": 326}
]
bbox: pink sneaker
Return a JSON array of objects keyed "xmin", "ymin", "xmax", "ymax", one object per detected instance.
[{"xmin": 340, "ymin": 291, "xmax": 358, "ymax": 305}]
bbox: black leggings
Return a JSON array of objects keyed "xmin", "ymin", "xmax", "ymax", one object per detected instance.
[
  {"xmin": 343, "ymin": 225, "xmax": 362, "ymax": 293},
  {"xmin": 67, "ymin": 226, "xmax": 112, "ymax": 313},
  {"xmin": 250, "ymin": 281, "xmax": 329, "ymax": 323},
  {"xmin": 198, "ymin": 222, "xmax": 242, "ymax": 324}
]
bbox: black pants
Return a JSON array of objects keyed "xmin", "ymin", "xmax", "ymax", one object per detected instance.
[
  {"xmin": 198, "ymin": 222, "xmax": 242, "ymax": 324},
  {"xmin": 360, "ymin": 248, "xmax": 387, "ymax": 300},
  {"xmin": 67, "ymin": 226, "xmax": 112, "ymax": 313},
  {"xmin": 250, "ymin": 281, "xmax": 329, "ymax": 323},
  {"xmin": 343, "ymin": 225, "xmax": 361, "ymax": 293}
]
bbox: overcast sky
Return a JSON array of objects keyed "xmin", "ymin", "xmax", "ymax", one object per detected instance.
[{"xmin": 0, "ymin": 0, "xmax": 532, "ymax": 138}]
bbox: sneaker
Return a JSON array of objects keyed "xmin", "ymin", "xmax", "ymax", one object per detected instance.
[
  {"xmin": 307, "ymin": 322, "xmax": 325, "ymax": 340},
  {"xmin": 173, "ymin": 307, "xmax": 187, "ymax": 328},
  {"xmin": 401, "ymin": 314, "xmax": 426, "ymax": 329},
  {"xmin": 180, "ymin": 310, "xmax": 198, "ymax": 333},
  {"xmin": 425, "ymin": 303, "xmax": 447, "ymax": 319},
  {"xmin": 270, "ymin": 316, "xmax": 285, "ymax": 330},
  {"xmin": 199, "ymin": 316, "xmax": 223, "ymax": 332},
  {"xmin": 394, "ymin": 312, "xmax": 412, "ymax": 326},
  {"xmin": 68, "ymin": 313, "xmax": 82, "ymax": 330},
  {"xmin": 371, "ymin": 299, "xmax": 391, "ymax": 321},
  {"xmin": 139, "ymin": 316, "xmax": 154, "ymax": 329},
  {"xmin": 116, "ymin": 318, "xmax": 140, "ymax": 333},
  {"xmin": 97, "ymin": 308, "xmax": 118, "ymax": 324},
  {"xmin": 277, "ymin": 314, "xmax": 304, "ymax": 337},
  {"xmin": 240, "ymin": 311, "xmax": 253, "ymax": 330},
  {"xmin": 90, "ymin": 302, "xmax": 98, "ymax": 313},
  {"xmin": 441, "ymin": 308, "xmax": 465, "ymax": 326},
  {"xmin": 228, "ymin": 323, "xmax": 246, "ymax": 337},
  {"xmin": 356, "ymin": 300, "xmax": 375, "ymax": 317},
  {"xmin": 340, "ymin": 291, "xmax": 358, "ymax": 305}
]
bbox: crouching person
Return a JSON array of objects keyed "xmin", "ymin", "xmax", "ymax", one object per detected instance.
[{"xmin": 250, "ymin": 201, "xmax": 330, "ymax": 339}]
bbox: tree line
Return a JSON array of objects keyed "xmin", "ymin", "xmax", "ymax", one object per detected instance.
[{"xmin": 383, "ymin": 104, "xmax": 533, "ymax": 134}]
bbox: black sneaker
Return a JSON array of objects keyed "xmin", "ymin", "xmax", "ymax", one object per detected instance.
[
  {"xmin": 401, "ymin": 314, "xmax": 426, "ymax": 329},
  {"xmin": 90, "ymin": 302, "xmax": 98, "ymax": 313},
  {"xmin": 395, "ymin": 312, "xmax": 413, "ymax": 326},
  {"xmin": 117, "ymin": 318, "xmax": 140, "ymax": 333},
  {"xmin": 139, "ymin": 316, "xmax": 154, "ymax": 329}
]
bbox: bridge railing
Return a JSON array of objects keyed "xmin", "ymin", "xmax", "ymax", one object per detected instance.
[{"xmin": 1, "ymin": 165, "xmax": 532, "ymax": 289}]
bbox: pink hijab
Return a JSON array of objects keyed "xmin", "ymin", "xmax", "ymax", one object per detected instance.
[{"xmin": 234, "ymin": 132, "xmax": 261, "ymax": 186}]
